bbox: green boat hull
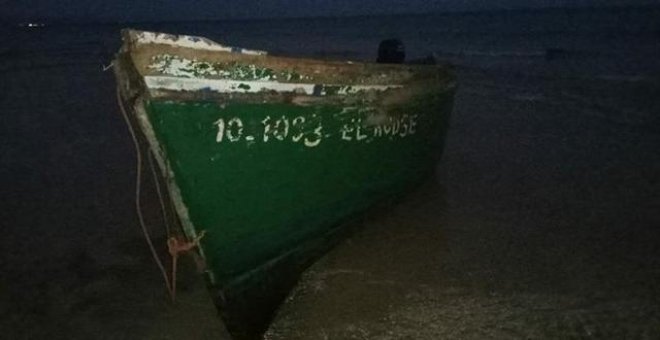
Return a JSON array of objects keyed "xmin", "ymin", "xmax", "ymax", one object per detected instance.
[{"xmin": 115, "ymin": 30, "xmax": 455, "ymax": 339}]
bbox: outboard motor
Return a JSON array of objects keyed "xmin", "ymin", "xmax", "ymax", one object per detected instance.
[{"xmin": 377, "ymin": 39, "xmax": 405, "ymax": 64}]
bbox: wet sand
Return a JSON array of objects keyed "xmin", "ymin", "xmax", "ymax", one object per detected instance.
[{"xmin": 2, "ymin": 60, "xmax": 659, "ymax": 339}]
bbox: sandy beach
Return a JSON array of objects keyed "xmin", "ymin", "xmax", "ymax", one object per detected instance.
[{"xmin": 2, "ymin": 9, "xmax": 660, "ymax": 338}]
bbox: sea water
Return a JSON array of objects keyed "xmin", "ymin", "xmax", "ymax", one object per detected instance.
[{"xmin": 1, "ymin": 6, "xmax": 659, "ymax": 79}]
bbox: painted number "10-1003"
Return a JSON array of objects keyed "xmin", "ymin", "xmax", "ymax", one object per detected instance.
[{"xmin": 213, "ymin": 115, "xmax": 323, "ymax": 147}]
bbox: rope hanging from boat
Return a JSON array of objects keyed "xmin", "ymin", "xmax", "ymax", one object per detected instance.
[
  {"xmin": 116, "ymin": 86, "xmax": 174, "ymax": 299},
  {"xmin": 147, "ymin": 152, "xmax": 171, "ymax": 237},
  {"xmin": 167, "ymin": 230, "xmax": 206, "ymax": 302},
  {"xmin": 117, "ymin": 86, "xmax": 207, "ymax": 303}
]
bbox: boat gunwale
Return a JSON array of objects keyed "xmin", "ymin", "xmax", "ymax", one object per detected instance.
[{"xmin": 121, "ymin": 29, "xmax": 455, "ymax": 91}]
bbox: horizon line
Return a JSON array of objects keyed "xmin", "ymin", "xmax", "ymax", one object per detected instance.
[{"xmin": 4, "ymin": 3, "xmax": 659, "ymax": 26}]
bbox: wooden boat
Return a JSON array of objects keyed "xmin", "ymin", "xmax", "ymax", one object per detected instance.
[{"xmin": 113, "ymin": 30, "xmax": 455, "ymax": 339}]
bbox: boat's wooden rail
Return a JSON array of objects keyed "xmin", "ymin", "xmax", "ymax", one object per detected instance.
[{"xmin": 119, "ymin": 29, "xmax": 454, "ymax": 88}]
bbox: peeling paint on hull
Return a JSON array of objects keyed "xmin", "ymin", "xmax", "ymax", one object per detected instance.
[
  {"xmin": 132, "ymin": 31, "xmax": 267, "ymax": 55},
  {"xmin": 148, "ymin": 54, "xmax": 307, "ymax": 81},
  {"xmin": 114, "ymin": 29, "xmax": 455, "ymax": 340},
  {"xmin": 144, "ymin": 75, "xmax": 400, "ymax": 95}
]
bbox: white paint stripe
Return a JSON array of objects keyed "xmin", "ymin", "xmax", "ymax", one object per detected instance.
[{"xmin": 144, "ymin": 76, "xmax": 401, "ymax": 95}]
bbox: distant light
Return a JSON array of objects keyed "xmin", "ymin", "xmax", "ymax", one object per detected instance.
[{"xmin": 19, "ymin": 22, "xmax": 46, "ymax": 28}]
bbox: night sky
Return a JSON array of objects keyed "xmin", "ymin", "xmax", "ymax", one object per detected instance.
[{"xmin": 2, "ymin": 0, "xmax": 657, "ymax": 22}]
